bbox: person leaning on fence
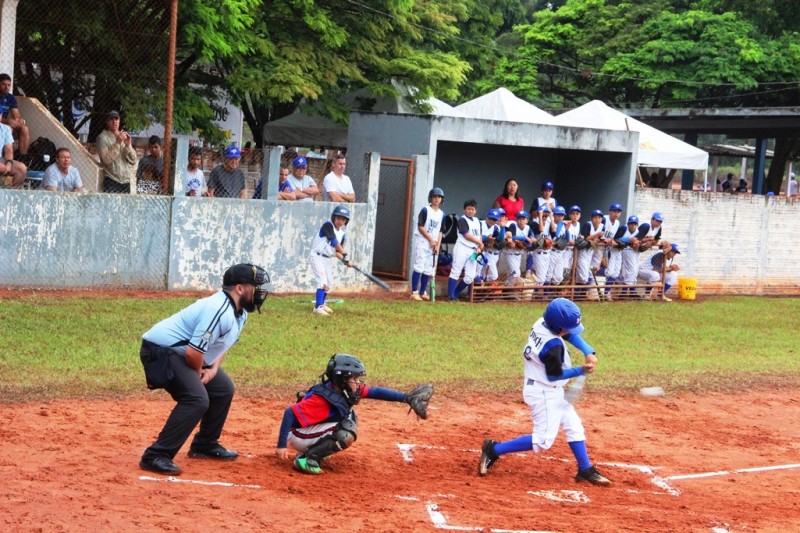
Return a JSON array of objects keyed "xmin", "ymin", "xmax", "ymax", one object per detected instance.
[
  {"xmin": 42, "ymin": 148, "xmax": 83, "ymax": 192},
  {"xmin": 136, "ymin": 163, "xmax": 162, "ymax": 195},
  {"xmin": 207, "ymin": 145, "xmax": 246, "ymax": 198},
  {"xmin": 638, "ymin": 242, "xmax": 681, "ymax": 301},
  {"xmin": 184, "ymin": 147, "xmax": 206, "ymax": 197},
  {"xmin": 0, "ymin": 122, "xmax": 27, "ymax": 188},
  {"xmin": 252, "ymin": 165, "xmax": 296, "ymax": 200},
  {"xmin": 531, "ymin": 205, "xmax": 555, "ymax": 286},
  {"xmin": 601, "ymin": 203, "xmax": 625, "ymax": 299},
  {"xmin": 96, "ymin": 110, "xmax": 137, "ymax": 193},
  {"xmin": 322, "ymin": 154, "xmax": 355, "ymax": 203},
  {"xmin": 618, "ymin": 215, "xmax": 641, "ymax": 296},
  {"xmin": 575, "ymin": 209, "xmax": 605, "ymax": 287},
  {"xmin": 636, "ymin": 212, "xmax": 664, "ymax": 252},
  {"xmin": 136, "ymin": 135, "xmax": 164, "ymax": 184},
  {"xmin": 545, "ymin": 205, "xmax": 568, "ymax": 288},
  {"xmin": 0, "ymin": 73, "xmax": 30, "ymax": 157},
  {"xmin": 286, "ymin": 156, "xmax": 319, "ymax": 201}
]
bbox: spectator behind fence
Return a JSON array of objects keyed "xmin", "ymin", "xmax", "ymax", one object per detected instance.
[
  {"xmin": 790, "ymin": 173, "xmax": 798, "ymax": 197},
  {"xmin": 0, "ymin": 122, "xmax": 27, "ymax": 188},
  {"xmin": 322, "ymin": 154, "xmax": 355, "ymax": 203},
  {"xmin": 43, "ymin": 148, "xmax": 83, "ymax": 192},
  {"xmin": 208, "ymin": 145, "xmax": 246, "ymax": 198},
  {"xmin": 492, "ymin": 178, "xmax": 524, "ymax": 218},
  {"xmin": 137, "ymin": 135, "xmax": 164, "ymax": 183},
  {"xmin": 735, "ymin": 178, "xmax": 748, "ymax": 193},
  {"xmin": 253, "ymin": 165, "xmax": 295, "ymax": 200},
  {"xmin": 286, "ymin": 156, "xmax": 319, "ymax": 202},
  {"xmin": 721, "ymin": 173, "xmax": 733, "ymax": 193},
  {"xmin": 136, "ymin": 163, "xmax": 162, "ymax": 195},
  {"xmin": 96, "ymin": 110, "xmax": 137, "ymax": 193},
  {"xmin": 0, "ymin": 73, "xmax": 30, "ymax": 157},
  {"xmin": 184, "ymin": 147, "xmax": 205, "ymax": 197}
]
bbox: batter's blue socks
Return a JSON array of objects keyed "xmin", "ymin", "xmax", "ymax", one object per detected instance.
[
  {"xmin": 568, "ymin": 440, "xmax": 591, "ymax": 471},
  {"xmin": 315, "ymin": 289, "xmax": 325, "ymax": 308},
  {"xmin": 419, "ymin": 274, "xmax": 430, "ymax": 295},
  {"xmin": 411, "ymin": 271, "xmax": 421, "ymax": 292},
  {"xmin": 494, "ymin": 435, "xmax": 533, "ymax": 456},
  {"xmin": 664, "ymin": 283, "xmax": 671, "ymax": 292},
  {"xmin": 448, "ymin": 278, "xmax": 457, "ymax": 299}
]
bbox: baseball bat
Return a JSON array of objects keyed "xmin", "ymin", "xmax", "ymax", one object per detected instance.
[
  {"xmin": 431, "ymin": 247, "xmax": 440, "ymax": 302},
  {"xmin": 564, "ymin": 374, "xmax": 587, "ymax": 404},
  {"xmin": 346, "ymin": 261, "xmax": 390, "ymax": 291}
]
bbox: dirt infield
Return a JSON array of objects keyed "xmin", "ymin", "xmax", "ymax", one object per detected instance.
[{"xmin": 2, "ymin": 389, "xmax": 799, "ymax": 532}]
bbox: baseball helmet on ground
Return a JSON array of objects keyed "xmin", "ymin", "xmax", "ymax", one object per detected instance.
[
  {"xmin": 609, "ymin": 203, "xmax": 623, "ymax": 212},
  {"xmin": 222, "ymin": 263, "xmax": 272, "ymax": 313},
  {"xmin": 331, "ymin": 205, "xmax": 351, "ymax": 224},
  {"xmin": 543, "ymin": 298, "xmax": 585, "ymax": 336},
  {"xmin": 569, "ymin": 205, "xmax": 581, "ymax": 213},
  {"xmin": 554, "ymin": 206, "xmax": 567, "ymax": 216},
  {"xmin": 428, "ymin": 187, "xmax": 445, "ymax": 202},
  {"xmin": 541, "ymin": 181, "xmax": 554, "ymax": 191},
  {"xmin": 516, "ymin": 210, "xmax": 530, "ymax": 219},
  {"xmin": 293, "ymin": 156, "xmax": 308, "ymax": 168},
  {"xmin": 224, "ymin": 145, "xmax": 241, "ymax": 159},
  {"xmin": 323, "ymin": 353, "xmax": 366, "ymax": 406}
]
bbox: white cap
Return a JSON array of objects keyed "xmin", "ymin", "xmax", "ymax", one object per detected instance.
[{"xmin": 791, "ymin": 172, "xmax": 796, "ymax": 179}]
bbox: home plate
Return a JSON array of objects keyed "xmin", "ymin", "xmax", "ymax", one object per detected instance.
[{"xmin": 528, "ymin": 489, "xmax": 590, "ymax": 503}]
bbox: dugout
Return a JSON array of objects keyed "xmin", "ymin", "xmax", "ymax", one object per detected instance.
[{"xmin": 347, "ymin": 112, "xmax": 638, "ymax": 279}]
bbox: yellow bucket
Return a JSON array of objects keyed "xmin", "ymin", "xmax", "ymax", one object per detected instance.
[{"xmin": 678, "ymin": 277, "xmax": 697, "ymax": 300}]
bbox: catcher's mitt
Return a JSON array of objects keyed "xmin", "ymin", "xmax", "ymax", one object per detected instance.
[
  {"xmin": 554, "ymin": 236, "xmax": 569, "ymax": 250},
  {"xmin": 405, "ymin": 383, "xmax": 434, "ymax": 419},
  {"xmin": 575, "ymin": 237, "xmax": 593, "ymax": 250}
]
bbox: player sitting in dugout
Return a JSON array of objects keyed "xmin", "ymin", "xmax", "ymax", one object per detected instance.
[{"xmin": 276, "ymin": 353, "xmax": 434, "ymax": 474}]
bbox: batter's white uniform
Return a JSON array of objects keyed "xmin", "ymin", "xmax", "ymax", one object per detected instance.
[
  {"xmin": 449, "ymin": 214, "xmax": 482, "ymax": 285},
  {"xmin": 602, "ymin": 215, "xmax": 623, "ymax": 281},
  {"xmin": 522, "ymin": 318, "xmax": 586, "ymax": 451},
  {"xmin": 412, "ymin": 205, "xmax": 444, "ymax": 275},
  {"xmin": 309, "ymin": 221, "xmax": 346, "ymax": 289}
]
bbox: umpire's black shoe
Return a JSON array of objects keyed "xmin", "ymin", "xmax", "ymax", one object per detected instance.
[
  {"xmin": 188, "ymin": 444, "xmax": 239, "ymax": 461},
  {"xmin": 139, "ymin": 456, "xmax": 182, "ymax": 475}
]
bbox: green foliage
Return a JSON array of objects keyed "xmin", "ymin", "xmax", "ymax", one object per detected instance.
[{"xmin": 1, "ymin": 294, "xmax": 798, "ymax": 402}]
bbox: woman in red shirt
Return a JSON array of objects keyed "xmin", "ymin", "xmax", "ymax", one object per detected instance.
[{"xmin": 493, "ymin": 178, "xmax": 525, "ymax": 218}]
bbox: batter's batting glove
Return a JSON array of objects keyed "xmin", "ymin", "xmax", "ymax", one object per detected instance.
[{"xmin": 405, "ymin": 383, "xmax": 434, "ymax": 419}]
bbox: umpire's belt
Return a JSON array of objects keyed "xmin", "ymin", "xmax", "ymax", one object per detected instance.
[
  {"xmin": 314, "ymin": 251, "xmax": 332, "ymax": 258},
  {"xmin": 526, "ymin": 378, "xmax": 556, "ymax": 388}
]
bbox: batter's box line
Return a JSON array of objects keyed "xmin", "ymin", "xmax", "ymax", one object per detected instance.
[{"xmin": 139, "ymin": 475, "xmax": 261, "ymax": 489}]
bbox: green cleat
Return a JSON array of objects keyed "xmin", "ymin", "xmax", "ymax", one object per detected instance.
[{"xmin": 293, "ymin": 455, "xmax": 323, "ymax": 475}]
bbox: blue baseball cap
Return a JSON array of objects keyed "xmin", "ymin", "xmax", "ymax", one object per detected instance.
[
  {"xmin": 538, "ymin": 204, "xmax": 552, "ymax": 213},
  {"xmin": 516, "ymin": 210, "xmax": 530, "ymax": 219},
  {"xmin": 487, "ymin": 209, "xmax": 500, "ymax": 221},
  {"xmin": 543, "ymin": 298, "xmax": 585, "ymax": 335},
  {"xmin": 293, "ymin": 156, "xmax": 308, "ymax": 168},
  {"xmin": 590, "ymin": 209, "xmax": 604, "ymax": 217},
  {"xmin": 670, "ymin": 243, "xmax": 680, "ymax": 254},
  {"xmin": 554, "ymin": 206, "xmax": 566, "ymax": 216},
  {"xmin": 609, "ymin": 203, "xmax": 623, "ymax": 212},
  {"xmin": 541, "ymin": 181, "xmax": 554, "ymax": 191},
  {"xmin": 627, "ymin": 215, "xmax": 639, "ymax": 224},
  {"xmin": 568, "ymin": 205, "xmax": 581, "ymax": 213},
  {"xmin": 496, "ymin": 207, "xmax": 507, "ymax": 217},
  {"xmin": 652, "ymin": 212, "xmax": 664, "ymax": 222},
  {"xmin": 224, "ymin": 145, "xmax": 241, "ymax": 159}
]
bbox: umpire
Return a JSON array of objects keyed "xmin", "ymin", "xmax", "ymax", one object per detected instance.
[{"xmin": 139, "ymin": 263, "xmax": 272, "ymax": 475}]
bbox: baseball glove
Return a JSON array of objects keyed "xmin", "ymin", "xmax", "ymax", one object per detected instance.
[
  {"xmin": 554, "ymin": 236, "xmax": 569, "ymax": 250},
  {"xmin": 405, "ymin": 383, "xmax": 434, "ymax": 419},
  {"xmin": 575, "ymin": 237, "xmax": 593, "ymax": 250},
  {"xmin": 535, "ymin": 233, "xmax": 546, "ymax": 249},
  {"xmin": 493, "ymin": 239, "xmax": 507, "ymax": 251}
]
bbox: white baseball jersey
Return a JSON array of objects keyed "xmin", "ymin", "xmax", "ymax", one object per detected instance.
[
  {"xmin": 415, "ymin": 206, "xmax": 444, "ymax": 239},
  {"xmin": 456, "ymin": 215, "xmax": 482, "ymax": 249},
  {"xmin": 310, "ymin": 221, "xmax": 346, "ymax": 257},
  {"xmin": 602, "ymin": 216, "xmax": 621, "ymax": 240},
  {"xmin": 523, "ymin": 318, "xmax": 572, "ymax": 387}
]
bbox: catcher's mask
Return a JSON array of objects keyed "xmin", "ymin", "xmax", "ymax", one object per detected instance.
[
  {"xmin": 323, "ymin": 353, "xmax": 366, "ymax": 406},
  {"xmin": 223, "ymin": 263, "xmax": 272, "ymax": 313}
]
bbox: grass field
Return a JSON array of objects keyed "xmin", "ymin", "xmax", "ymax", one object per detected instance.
[{"xmin": 1, "ymin": 293, "xmax": 798, "ymax": 402}]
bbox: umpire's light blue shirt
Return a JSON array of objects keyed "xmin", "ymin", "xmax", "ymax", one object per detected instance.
[{"xmin": 143, "ymin": 291, "xmax": 247, "ymax": 366}]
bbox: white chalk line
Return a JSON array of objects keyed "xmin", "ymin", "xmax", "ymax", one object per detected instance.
[
  {"xmin": 666, "ymin": 462, "xmax": 800, "ymax": 481},
  {"xmin": 139, "ymin": 475, "xmax": 261, "ymax": 489},
  {"xmin": 426, "ymin": 502, "xmax": 555, "ymax": 533}
]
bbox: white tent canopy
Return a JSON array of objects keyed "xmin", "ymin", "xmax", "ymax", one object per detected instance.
[
  {"xmin": 554, "ymin": 100, "xmax": 709, "ymax": 170},
  {"xmin": 454, "ymin": 87, "xmax": 558, "ymax": 125}
]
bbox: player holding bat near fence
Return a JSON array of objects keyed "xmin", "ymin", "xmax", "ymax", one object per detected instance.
[
  {"xmin": 310, "ymin": 205, "xmax": 353, "ymax": 316},
  {"xmin": 478, "ymin": 298, "xmax": 611, "ymax": 486}
]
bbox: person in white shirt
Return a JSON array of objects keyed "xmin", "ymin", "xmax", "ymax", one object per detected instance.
[
  {"xmin": 184, "ymin": 147, "xmax": 206, "ymax": 197},
  {"xmin": 322, "ymin": 154, "xmax": 355, "ymax": 202},
  {"xmin": 43, "ymin": 148, "xmax": 84, "ymax": 192},
  {"xmin": 789, "ymin": 173, "xmax": 798, "ymax": 197}
]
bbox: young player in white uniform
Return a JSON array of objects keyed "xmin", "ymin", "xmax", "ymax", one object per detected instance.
[
  {"xmin": 447, "ymin": 199, "xmax": 483, "ymax": 300},
  {"xmin": 478, "ymin": 298, "xmax": 610, "ymax": 486},
  {"xmin": 637, "ymin": 212, "xmax": 664, "ymax": 252},
  {"xmin": 410, "ymin": 188, "xmax": 445, "ymax": 301},
  {"xmin": 575, "ymin": 210, "xmax": 605, "ymax": 285},
  {"xmin": 480, "ymin": 208, "xmax": 503, "ymax": 284},
  {"xmin": 619, "ymin": 215, "xmax": 641, "ymax": 294},
  {"xmin": 310, "ymin": 205, "xmax": 353, "ymax": 316},
  {"xmin": 531, "ymin": 205, "xmax": 554, "ymax": 285},
  {"xmin": 530, "ymin": 181, "xmax": 558, "ymax": 214},
  {"xmin": 601, "ymin": 203, "xmax": 624, "ymax": 296},
  {"xmin": 503, "ymin": 210, "xmax": 534, "ymax": 282},
  {"xmin": 638, "ymin": 242, "xmax": 681, "ymax": 301},
  {"xmin": 564, "ymin": 206, "xmax": 582, "ymax": 274},
  {"xmin": 546, "ymin": 206, "xmax": 569, "ymax": 287}
]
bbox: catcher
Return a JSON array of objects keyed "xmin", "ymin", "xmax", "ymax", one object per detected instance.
[{"xmin": 275, "ymin": 353, "xmax": 434, "ymax": 474}]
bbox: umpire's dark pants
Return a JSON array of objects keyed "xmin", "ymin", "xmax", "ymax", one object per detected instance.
[{"xmin": 142, "ymin": 353, "xmax": 235, "ymax": 461}]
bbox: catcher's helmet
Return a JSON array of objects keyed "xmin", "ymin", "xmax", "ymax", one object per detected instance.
[
  {"xmin": 293, "ymin": 156, "xmax": 308, "ymax": 168},
  {"xmin": 323, "ymin": 353, "xmax": 366, "ymax": 406},
  {"xmin": 541, "ymin": 181, "xmax": 554, "ymax": 191},
  {"xmin": 609, "ymin": 202, "xmax": 623, "ymax": 212},
  {"xmin": 428, "ymin": 187, "xmax": 445, "ymax": 202},
  {"xmin": 543, "ymin": 298, "xmax": 585, "ymax": 336},
  {"xmin": 553, "ymin": 205, "xmax": 566, "ymax": 216},
  {"xmin": 568, "ymin": 205, "xmax": 581, "ymax": 213},
  {"xmin": 516, "ymin": 210, "xmax": 530, "ymax": 219},
  {"xmin": 222, "ymin": 263, "xmax": 272, "ymax": 313},
  {"xmin": 331, "ymin": 204, "xmax": 351, "ymax": 224},
  {"xmin": 224, "ymin": 145, "xmax": 241, "ymax": 159},
  {"xmin": 590, "ymin": 209, "xmax": 604, "ymax": 218}
]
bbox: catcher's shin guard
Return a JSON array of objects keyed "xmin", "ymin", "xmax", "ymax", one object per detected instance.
[{"xmin": 305, "ymin": 418, "xmax": 357, "ymax": 464}]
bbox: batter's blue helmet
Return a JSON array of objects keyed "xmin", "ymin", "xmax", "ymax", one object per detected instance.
[
  {"xmin": 224, "ymin": 145, "xmax": 241, "ymax": 159},
  {"xmin": 554, "ymin": 206, "xmax": 567, "ymax": 216},
  {"xmin": 293, "ymin": 156, "xmax": 308, "ymax": 168},
  {"xmin": 569, "ymin": 205, "xmax": 581, "ymax": 213},
  {"xmin": 652, "ymin": 212, "xmax": 664, "ymax": 222},
  {"xmin": 543, "ymin": 298, "xmax": 585, "ymax": 335},
  {"xmin": 487, "ymin": 209, "xmax": 500, "ymax": 221},
  {"xmin": 627, "ymin": 215, "xmax": 639, "ymax": 224},
  {"xmin": 590, "ymin": 209, "xmax": 604, "ymax": 217},
  {"xmin": 429, "ymin": 187, "xmax": 445, "ymax": 202},
  {"xmin": 331, "ymin": 205, "xmax": 351, "ymax": 224},
  {"xmin": 541, "ymin": 181, "xmax": 554, "ymax": 191},
  {"xmin": 516, "ymin": 210, "xmax": 530, "ymax": 219},
  {"xmin": 609, "ymin": 203, "xmax": 623, "ymax": 212}
]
